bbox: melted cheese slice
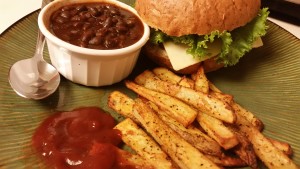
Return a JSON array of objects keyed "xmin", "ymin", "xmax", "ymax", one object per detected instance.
[
  {"xmin": 252, "ymin": 37, "xmax": 263, "ymax": 48},
  {"xmin": 163, "ymin": 38, "xmax": 263, "ymax": 71}
]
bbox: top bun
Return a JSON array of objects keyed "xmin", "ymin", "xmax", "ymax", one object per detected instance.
[{"xmin": 135, "ymin": 0, "xmax": 261, "ymax": 36}]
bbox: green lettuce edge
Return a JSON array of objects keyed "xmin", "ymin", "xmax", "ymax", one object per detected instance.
[{"xmin": 150, "ymin": 8, "xmax": 270, "ymax": 67}]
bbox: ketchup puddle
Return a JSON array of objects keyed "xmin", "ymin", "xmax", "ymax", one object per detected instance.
[{"xmin": 32, "ymin": 107, "xmax": 133, "ymax": 169}]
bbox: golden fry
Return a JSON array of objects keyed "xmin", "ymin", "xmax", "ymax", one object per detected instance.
[
  {"xmin": 196, "ymin": 112, "xmax": 239, "ymax": 150},
  {"xmin": 109, "ymin": 91, "xmax": 222, "ymax": 157},
  {"xmin": 235, "ymin": 112, "xmax": 298, "ymax": 169},
  {"xmin": 268, "ymin": 138, "xmax": 293, "ymax": 156},
  {"xmin": 125, "ymin": 81, "xmax": 197, "ymax": 127},
  {"xmin": 108, "ymin": 66, "xmax": 298, "ymax": 169},
  {"xmin": 152, "ymin": 67, "xmax": 182, "ymax": 84},
  {"xmin": 134, "ymin": 70, "xmax": 157, "ymax": 86},
  {"xmin": 133, "ymin": 99, "xmax": 221, "ymax": 169},
  {"xmin": 115, "ymin": 118, "xmax": 174, "ymax": 169},
  {"xmin": 208, "ymin": 82, "xmax": 222, "ymax": 93},
  {"xmin": 116, "ymin": 149, "xmax": 156, "ymax": 169},
  {"xmin": 146, "ymin": 100, "xmax": 222, "ymax": 157},
  {"xmin": 209, "ymin": 92, "xmax": 233, "ymax": 104},
  {"xmin": 231, "ymin": 102, "xmax": 264, "ymax": 131},
  {"xmin": 108, "ymin": 91, "xmax": 138, "ymax": 122},
  {"xmin": 207, "ymin": 81, "xmax": 264, "ymax": 131},
  {"xmin": 193, "ymin": 66, "xmax": 209, "ymax": 94},
  {"xmin": 178, "ymin": 76, "xmax": 195, "ymax": 88},
  {"xmin": 134, "ymin": 74, "xmax": 236, "ymax": 123},
  {"xmin": 230, "ymin": 127, "xmax": 258, "ymax": 169},
  {"xmin": 208, "ymin": 80, "xmax": 264, "ymax": 131},
  {"xmin": 206, "ymin": 154, "xmax": 247, "ymax": 167},
  {"xmin": 153, "ymin": 67, "xmax": 194, "ymax": 88}
]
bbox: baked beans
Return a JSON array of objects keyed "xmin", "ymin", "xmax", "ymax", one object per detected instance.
[{"xmin": 50, "ymin": 2, "xmax": 144, "ymax": 50}]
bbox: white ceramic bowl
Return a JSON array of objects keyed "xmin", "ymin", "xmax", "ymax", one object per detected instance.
[{"xmin": 38, "ymin": 0, "xmax": 150, "ymax": 86}]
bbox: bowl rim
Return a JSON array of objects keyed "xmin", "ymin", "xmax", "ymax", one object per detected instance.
[{"xmin": 38, "ymin": 0, "xmax": 150, "ymax": 57}]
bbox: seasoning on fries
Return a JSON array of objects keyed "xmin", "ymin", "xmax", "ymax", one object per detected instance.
[{"xmin": 108, "ymin": 67, "xmax": 299, "ymax": 169}]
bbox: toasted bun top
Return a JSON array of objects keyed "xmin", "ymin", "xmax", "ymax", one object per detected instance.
[{"xmin": 135, "ymin": 0, "xmax": 261, "ymax": 36}]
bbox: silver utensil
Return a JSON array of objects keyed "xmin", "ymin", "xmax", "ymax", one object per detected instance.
[{"xmin": 8, "ymin": 0, "xmax": 60, "ymax": 100}]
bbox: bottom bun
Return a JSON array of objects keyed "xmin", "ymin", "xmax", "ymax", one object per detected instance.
[{"xmin": 142, "ymin": 42, "xmax": 224, "ymax": 74}]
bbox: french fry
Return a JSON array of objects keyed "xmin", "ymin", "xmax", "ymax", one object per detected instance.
[
  {"xmin": 178, "ymin": 76, "xmax": 195, "ymax": 88},
  {"xmin": 116, "ymin": 149, "xmax": 156, "ymax": 169},
  {"xmin": 152, "ymin": 67, "xmax": 182, "ymax": 84},
  {"xmin": 161, "ymin": 68, "xmax": 240, "ymax": 156},
  {"xmin": 134, "ymin": 72, "xmax": 236, "ymax": 124},
  {"xmin": 196, "ymin": 112, "xmax": 239, "ymax": 150},
  {"xmin": 136, "ymin": 69, "xmax": 194, "ymax": 88},
  {"xmin": 108, "ymin": 91, "xmax": 138, "ymax": 122},
  {"xmin": 268, "ymin": 138, "xmax": 293, "ymax": 156},
  {"xmin": 229, "ymin": 127, "xmax": 258, "ymax": 169},
  {"xmin": 208, "ymin": 81, "xmax": 264, "ymax": 131},
  {"xmin": 184, "ymin": 125, "xmax": 222, "ymax": 156},
  {"xmin": 206, "ymin": 154, "xmax": 247, "ymax": 167},
  {"xmin": 235, "ymin": 112, "xmax": 299, "ymax": 169},
  {"xmin": 193, "ymin": 71, "xmax": 257, "ymax": 167},
  {"xmin": 115, "ymin": 118, "xmax": 174, "ymax": 169},
  {"xmin": 193, "ymin": 72, "xmax": 233, "ymax": 104},
  {"xmin": 209, "ymin": 92, "xmax": 233, "ymax": 105},
  {"xmin": 109, "ymin": 67, "xmax": 298, "ymax": 169},
  {"xmin": 134, "ymin": 70, "xmax": 157, "ymax": 86},
  {"xmin": 152, "ymin": 67, "xmax": 239, "ymax": 154},
  {"xmin": 145, "ymin": 100, "xmax": 222, "ymax": 157},
  {"xmin": 231, "ymin": 102, "xmax": 264, "ymax": 131},
  {"xmin": 109, "ymin": 92, "xmax": 222, "ymax": 157},
  {"xmin": 153, "ymin": 67, "xmax": 194, "ymax": 88},
  {"xmin": 152, "ymin": 68, "xmax": 232, "ymax": 106},
  {"xmin": 193, "ymin": 66, "xmax": 209, "ymax": 94},
  {"xmin": 132, "ymin": 99, "xmax": 221, "ymax": 169},
  {"xmin": 125, "ymin": 81, "xmax": 198, "ymax": 127},
  {"xmin": 206, "ymin": 70, "xmax": 296, "ymax": 168},
  {"xmin": 208, "ymin": 82, "xmax": 222, "ymax": 93}
]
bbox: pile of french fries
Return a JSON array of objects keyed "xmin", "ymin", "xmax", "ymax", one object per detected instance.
[{"xmin": 108, "ymin": 67, "xmax": 299, "ymax": 169}]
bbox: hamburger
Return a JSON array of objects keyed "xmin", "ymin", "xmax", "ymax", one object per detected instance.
[{"xmin": 135, "ymin": 0, "xmax": 269, "ymax": 74}]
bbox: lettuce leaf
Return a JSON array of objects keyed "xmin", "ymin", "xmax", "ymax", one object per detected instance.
[
  {"xmin": 149, "ymin": 8, "xmax": 269, "ymax": 66},
  {"xmin": 218, "ymin": 8, "xmax": 270, "ymax": 66},
  {"xmin": 150, "ymin": 29, "xmax": 167, "ymax": 44}
]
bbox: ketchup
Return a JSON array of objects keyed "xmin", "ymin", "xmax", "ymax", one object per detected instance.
[{"xmin": 32, "ymin": 107, "xmax": 134, "ymax": 169}]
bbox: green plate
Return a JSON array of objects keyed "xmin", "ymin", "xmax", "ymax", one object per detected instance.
[{"xmin": 0, "ymin": 1, "xmax": 299, "ymax": 168}]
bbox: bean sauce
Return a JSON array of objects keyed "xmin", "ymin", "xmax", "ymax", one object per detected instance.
[{"xmin": 50, "ymin": 3, "xmax": 144, "ymax": 49}]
